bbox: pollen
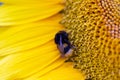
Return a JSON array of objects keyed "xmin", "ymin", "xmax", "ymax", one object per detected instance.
[{"xmin": 61, "ymin": 0, "xmax": 120, "ymax": 80}]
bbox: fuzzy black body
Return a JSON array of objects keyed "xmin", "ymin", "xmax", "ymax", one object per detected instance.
[{"xmin": 54, "ymin": 31, "xmax": 73, "ymax": 56}]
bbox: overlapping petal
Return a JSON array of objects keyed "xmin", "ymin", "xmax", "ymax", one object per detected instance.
[
  {"xmin": 0, "ymin": 0, "xmax": 64, "ymax": 26},
  {"xmin": 0, "ymin": 14, "xmax": 63, "ymax": 56}
]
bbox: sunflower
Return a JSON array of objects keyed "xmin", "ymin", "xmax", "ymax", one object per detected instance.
[
  {"xmin": 0, "ymin": 0, "xmax": 84, "ymax": 80},
  {"xmin": 0, "ymin": 0, "xmax": 120, "ymax": 80}
]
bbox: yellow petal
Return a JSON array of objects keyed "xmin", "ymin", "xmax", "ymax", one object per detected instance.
[
  {"xmin": 36, "ymin": 62, "xmax": 84, "ymax": 80},
  {"xmin": 0, "ymin": 0, "xmax": 62, "ymax": 4},
  {"xmin": 0, "ymin": 33, "xmax": 56, "ymax": 56},
  {"xmin": 0, "ymin": 14, "xmax": 63, "ymax": 56},
  {"xmin": 0, "ymin": 3, "xmax": 63, "ymax": 26},
  {"xmin": 0, "ymin": 41, "xmax": 84, "ymax": 80},
  {"xmin": 0, "ymin": 14, "xmax": 63, "ymax": 39},
  {"xmin": 0, "ymin": 26, "xmax": 10, "ymax": 33}
]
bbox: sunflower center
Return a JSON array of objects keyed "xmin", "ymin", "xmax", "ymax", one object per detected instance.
[{"xmin": 61, "ymin": 0, "xmax": 120, "ymax": 79}]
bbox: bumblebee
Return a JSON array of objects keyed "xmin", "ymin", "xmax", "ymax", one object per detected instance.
[{"xmin": 54, "ymin": 31, "xmax": 73, "ymax": 57}]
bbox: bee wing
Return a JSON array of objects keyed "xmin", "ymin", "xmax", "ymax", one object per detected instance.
[
  {"xmin": 57, "ymin": 36, "xmax": 65, "ymax": 54},
  {"xmin": 57, "ymin": 44, "xmax": 64, "ymax": 54}
]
